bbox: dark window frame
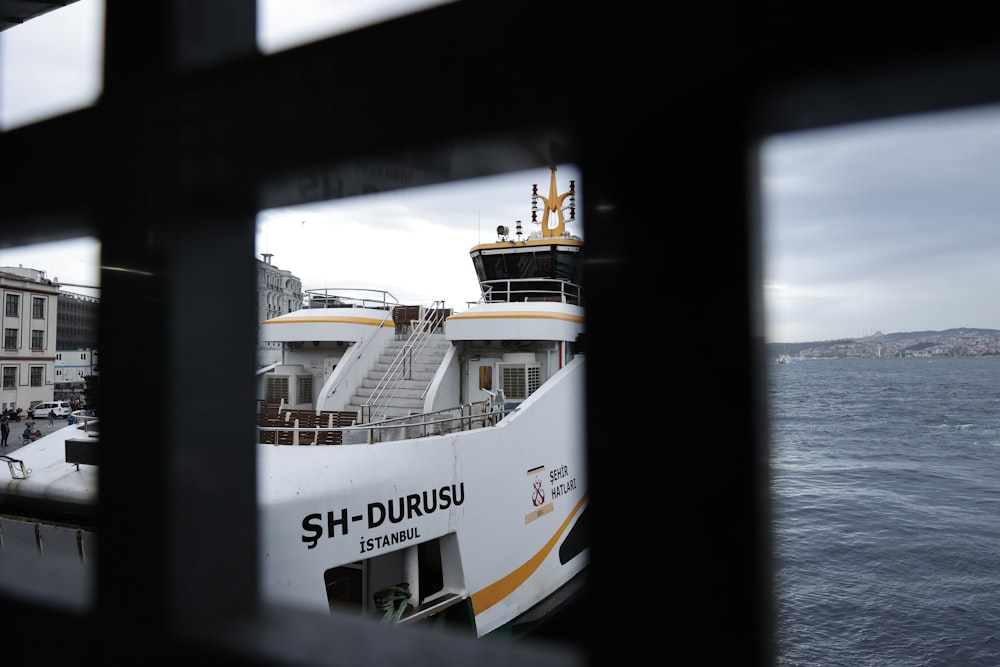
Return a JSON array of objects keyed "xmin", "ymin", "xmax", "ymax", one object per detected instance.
[{"xmin": 3, "ymin": 2, "xmax": 993, "ymax": 667}]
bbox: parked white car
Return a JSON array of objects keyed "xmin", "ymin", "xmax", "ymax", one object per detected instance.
[{"xmin": 28, "ymin": 400, "xmax": 73, "ymax": 419}]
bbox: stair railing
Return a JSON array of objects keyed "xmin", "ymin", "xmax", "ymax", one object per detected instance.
[{"xmin": 324, "ymin": 308, "xmax": 396, "ymax": 402}]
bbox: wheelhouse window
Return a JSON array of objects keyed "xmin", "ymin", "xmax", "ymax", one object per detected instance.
[
  {"xmin": 31, "ymin": 330, "xmax": 43, "ymax": 350},
  {"xmin": 2, "ymin": 367, "xmax": 15, "ymax": 389},
  {"xmin": 32, "ymin": 297, "xmax": 44, "ymax": 319},
  {"xmin": 553, "ymin": 250, "xmax": 582, "ymax": 284},
  {"xmin": 5, "ymin": 294, "xmax": 18, "ymax": 317},
  {"xmin": 30, "ymin": 367, "xmax": 43, "ymax": 387},
  {"xmin": 4, "ymin": 329, "xmax": 16, "ymax": 350}
]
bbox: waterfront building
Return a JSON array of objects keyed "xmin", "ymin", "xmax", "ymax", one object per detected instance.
[
  {"xmin": 0, "ymin": 266, "xmax": 60, "ymax": 413},
  {"xmin": 55, "ymin": 289, "xmax": 100, "ymax": 406},
  {"xmin": 1, "ymin": 255, "xmax": 300, "ymax": 412},
  {"xmin": 257, "ymin": 253, "xmax": 303, "ymax": 369}
]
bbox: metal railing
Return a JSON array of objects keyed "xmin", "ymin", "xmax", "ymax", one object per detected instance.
[
  {"xmin": 258, "ymin": 399, "xmax": 513, "ymax": 446},
  {"xmin": 304, "ymin": 288, "xmax": 398, "ymax": 310},
  {"xmin": 477, "ymin": 278, "xmax": 582, "ymax": 305}
]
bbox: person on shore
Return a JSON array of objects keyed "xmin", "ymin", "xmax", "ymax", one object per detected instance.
[
  {"xmin": 22, "ymin": 424, "xmax": 32, "ymax": 444},
  {"xmin": 48, "ymin": 409, "xmax": 55, "ymax": 426},
  {"xmin": 1, "ymin": 417, "xmax": 8, "ymax": 447}
]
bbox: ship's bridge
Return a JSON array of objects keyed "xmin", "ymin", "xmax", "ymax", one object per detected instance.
[{"xmin": 470, "ymin": 235, "xmax": 583, "ymax": 305}]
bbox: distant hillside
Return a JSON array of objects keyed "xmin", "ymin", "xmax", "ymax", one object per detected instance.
[
  {"xmin": 878, "ymin": 328, "xmax": 1000, "ymax": 341},
  {"xmin": 766, "ymin": 328, "xmax": 1000, "ymax": 359}
]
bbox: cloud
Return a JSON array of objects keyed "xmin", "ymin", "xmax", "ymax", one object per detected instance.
[
  {"xmin": 762, "ymin": 104, "xmax": 1000, "ymax": 342},
  {"xmin": 256, "ymin": 166, "xmax": 583, "ymax": 312},
  {"xmin": 0, "ymin": 0, "xmax": 103, "ymax": 130}
]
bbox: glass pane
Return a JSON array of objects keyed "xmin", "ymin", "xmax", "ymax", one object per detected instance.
[
  {"xmin": 763, "ymin": 105, "xmax": 1000, "ymax": 665},
  {"xmin": 257, "ymin": 0, "xmax": 455, "ymax": 54},
  {"xmin": 0, "ymin": 0, "xmax": 104, "ymax": 131},
  {"xmin": 254, "ymin": 165, "xmax": 589, "ymax": 642},
  {"xmin": 0, "ymin": 0, "xmax": 454, "ymax": 129},
  {"xmin": 0, "ymin": 235, "xmax": 100, "ymax": 610},
  {"xmin": 0, "ymin": 236, "xmax": 99, "ymax": 416}
]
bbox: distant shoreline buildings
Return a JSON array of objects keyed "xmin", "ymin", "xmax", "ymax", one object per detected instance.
[{"xmin": 767, "ymin": 328, "xmax": 1000, "ymax": 359}]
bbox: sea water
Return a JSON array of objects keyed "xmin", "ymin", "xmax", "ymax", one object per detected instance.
[{"xmin": 769, "ymin": 356, "xmax": 1000, "ymax": 666}]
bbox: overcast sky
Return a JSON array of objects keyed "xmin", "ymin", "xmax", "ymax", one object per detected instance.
[
  {"xmin": 0, "ymin": 0, "xmax": 578, "ymax": 312},
  {"xmin": 4, "ymin": 1, "xmax": 1000, "ymax": 340},
  {"xmin": 256, "ymin": 166, "xmax": 583, "ymax": 311},
  {"xmin": 762, "ymin": 105, "xmax": 1000, "ymax": 343}
]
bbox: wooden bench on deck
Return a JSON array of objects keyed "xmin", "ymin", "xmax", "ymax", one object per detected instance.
[{"xmin": 257, "ymin": 401, "xmax": 357, "ymax": 445}]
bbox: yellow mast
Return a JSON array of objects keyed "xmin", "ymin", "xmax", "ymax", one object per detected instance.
[{"xmin": 532, "ymin": 166, "xmax": 576, "ymax": 237}]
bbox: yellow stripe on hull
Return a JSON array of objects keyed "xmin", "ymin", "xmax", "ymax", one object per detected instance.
[
  {"xmin": 469, "ymin": 493, "xmax": 587, "ymax": 615},
  {"xmin": 447, "ymin": 311, "xmax": 584, "ymax": 324}
]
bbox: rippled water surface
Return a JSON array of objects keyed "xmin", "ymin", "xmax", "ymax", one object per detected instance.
[{"xmin": 770, "ymin": 357, "xmax": 1000, "ymax": 666}]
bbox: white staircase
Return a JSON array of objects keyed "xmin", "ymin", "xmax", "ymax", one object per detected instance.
[{"xmin": 346, "ymin": 332, "xmax": 450, "ymax": 422}]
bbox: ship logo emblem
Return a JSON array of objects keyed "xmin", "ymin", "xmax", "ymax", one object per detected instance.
[
  {"xmin": 524, "ymin": 465, "xmax": 553, "ymax": 524},
  {"xmin": 532, "ymin": 479, "xmax": 546, "ymax": 506}
]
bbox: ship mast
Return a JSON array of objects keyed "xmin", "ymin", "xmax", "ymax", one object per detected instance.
[{"xmin": 531, "ymin": 166, "xmax": 576, "ymax": 237}]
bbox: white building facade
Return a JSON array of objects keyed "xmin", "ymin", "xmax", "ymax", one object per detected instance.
[
  {"xmin": 1, "ymin": 252, "xmax": 296, "ymax": 414},
  {"xmin": 257, "ymin": 254, "xmax": 303, "ymax": 370},
  {"xmin": 0, "ymin": 267, "xmax": 61, "ymax": 413},
  {"xmin": 54, "ymin": 348, "xmax": 97, "ymax": 407}
]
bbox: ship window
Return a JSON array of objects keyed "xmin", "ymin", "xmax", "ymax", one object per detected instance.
[
  {"xmin": 553, "ymin": 249, "xmax": 580, "ymax": 283},
  {"xmin": 515, "ymin": 253, "xmax": 536, "ymax": 277},
  {"xmin": 491, "ymin": 255, "xmax": 509, "ymax": 279},
  {"xmin": 535, "ymin": 253, "xmax": 553, "ymax": 277}
]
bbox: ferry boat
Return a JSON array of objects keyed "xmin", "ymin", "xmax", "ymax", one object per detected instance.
[{"xmin": 0, "ymin": 166, "xmax": 588, "ymax": 639}]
